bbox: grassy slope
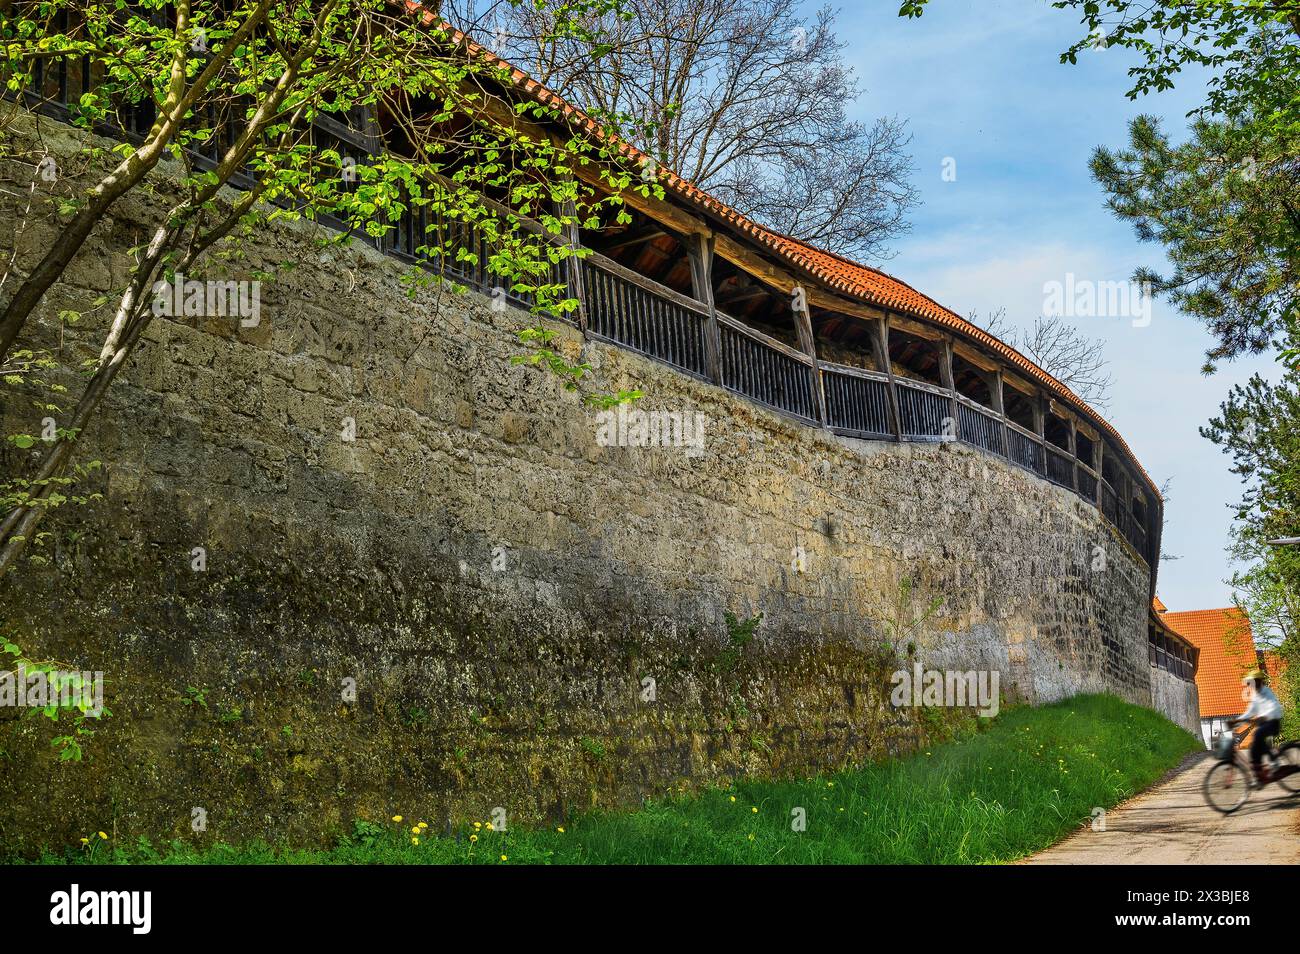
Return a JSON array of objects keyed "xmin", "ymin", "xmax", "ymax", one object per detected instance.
[{"xmin": 31, "ymin": 694, "xmax": 1201, "ymax": 865}]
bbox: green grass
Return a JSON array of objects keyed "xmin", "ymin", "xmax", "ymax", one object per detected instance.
[{"xmin": 26, "ymin": 694, "xmax": 1201, "ymax": 865}]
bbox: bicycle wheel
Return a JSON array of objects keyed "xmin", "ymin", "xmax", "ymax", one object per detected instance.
[
  {"xmin": 1203, "ymin": 759, "xmax": 1251, "ymax": 813},
  {"xmin": 1275, "ymin": 744, "xmax": 1300, "ymax": 793}
]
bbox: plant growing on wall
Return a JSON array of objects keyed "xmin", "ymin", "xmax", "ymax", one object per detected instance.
[
  {"xmin": 0, "ymin": 637, "xmax": 110, "ymax": 761},
  {"xmin": 877, "ymin": 576, "xmax": 943, "ymax": 666},
  {"xmin": 717, "ymin": 611, "xmax": 762, "ymax": 675},
  {"xmin": 0, "ymin": 0, "xmax": 649, "ymax": 582}
]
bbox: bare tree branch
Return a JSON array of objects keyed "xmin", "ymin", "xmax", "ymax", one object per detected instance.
[
  {"xmin": 971, "ymin": 309, "xmax": 1114, "ymax": 410},
  {"xmin": 447, "ymin": 0, "xmax": 918, "ymax": 260}
]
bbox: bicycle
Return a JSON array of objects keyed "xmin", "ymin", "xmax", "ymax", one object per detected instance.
[{"xmin": 1202, "ymin": 717, "xmax": 1300, "ymax": 813}]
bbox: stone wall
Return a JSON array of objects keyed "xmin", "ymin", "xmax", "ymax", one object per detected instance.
[
  {"xmin": 1150, "ymin": 666, "xmax": 1201, "ymax": 739},
  {"xmin": 0, "ymin": 114, "xmax": 1164, "ymax": 851}
]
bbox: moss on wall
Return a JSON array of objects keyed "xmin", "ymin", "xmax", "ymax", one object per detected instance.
[{"xmin": 0, "ymin": 113, "xmax": 1154, "ymax": 853}]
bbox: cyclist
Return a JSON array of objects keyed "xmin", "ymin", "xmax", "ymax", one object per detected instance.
[{"xmin": 1228, "ymin": 667, "xmax": 1284, "ymax": 784}]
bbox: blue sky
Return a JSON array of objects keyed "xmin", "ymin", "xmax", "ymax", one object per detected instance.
[{"xmin": 820, "ymin": 0, "xmax": 1277, "ymax": 612}]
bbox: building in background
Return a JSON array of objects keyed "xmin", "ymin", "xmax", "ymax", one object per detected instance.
[
  {"xmin": 1158, "ymin": 604, "xmax": 1260, "ymax": 747},
  {"xmin": 1147, "ymin": 597, "xmax": 1200, "ymax": 736}
]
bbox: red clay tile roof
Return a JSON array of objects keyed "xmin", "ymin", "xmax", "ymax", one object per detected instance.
[
  {"xmin": 1163, "ymin": 608, "xmax": 1257, "ymax": 718},
  {"xmin": 1152, "ymin": 596, "xmax": 1167, "ymax": 613},
  {"xmin": 407, "ymin": 4, "xmax": 1157, "ymax": 497}
]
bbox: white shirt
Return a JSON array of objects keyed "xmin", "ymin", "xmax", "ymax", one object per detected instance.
[{"xmin": 1242, "ymin": 685, "xmax": 1283, "ymax": 722}]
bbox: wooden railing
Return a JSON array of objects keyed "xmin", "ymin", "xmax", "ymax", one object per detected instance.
[
  {"xmin": 717, "ymin": 314, "xmax": 819, "ymax": 422},
  {"xmin": 1151, "ymin": 634, "xmax": 1195, "ymax": 681},
  {"xmin": 581, "ymin": 252, "xmax": 711, "ymax": 379},
  {"xmin": 1045, "ymin": 444, "xmax": 1074, "ymax": 490},
  {"xmin": 15, "ymin": 59, "xmax": 1154, "ymax": 566},
  {"xmin": 1077, "ymin": 466, "xmax": 1099, "ymax": 502},
  {"xmin": 895, "ymin": 378, "xmax": 951, "ymax": 441},
  {"xmin": 822, "ymin": 364, "xmax": 893, "ymax": 439},
  {"xmin": 956, "ymin": 397, "xmax": 1005, "ymax": 456},
  {"xmin": 1006, "ymin": 422, "xmax": 1045, "ymax": 475}
]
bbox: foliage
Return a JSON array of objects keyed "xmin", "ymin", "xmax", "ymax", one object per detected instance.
[
  {"xmin": 900, "ymin": 0, "xmax": 1300, "ymax": 125},
  {"xmin": 1090, "ymin": 115, "xmax": 1299, "ymax": 367},
  {"xmin": 180, "ymin": 686, "xmax": 209, "ymax": 710},
  {"xmin": 0, "ymin": 320, "xmax": 104, "ymax": 567},
  {"xmin": 716, "ymin": 610, "xmax": 762, "ymax": 673},
  {"xmin": 509, "ymin": 327, "xmax": 642, "ymax": 407},
  {"xmin": 1201, "ymin": 319, "xmax": 1300, "ymax": 556},
  {"xmin": 878, "ymin": 576, "xmax": 943, "ymax": 662},
  {"xmin": 473, "ymin": 0, "xmax": 918, "ymax": 258},
  {"xmin": 1, "ymin": 637, "xmax": 110, "ymax": 761},
  {"xmin": 1229, "ymin": 551, "xmax": 1300, "ymax": 738},
  {"xmin": 19, "ymin": 695, "xmax": 1201, "ymax": 864},
  {"xmin": 900, "ymin": 0, "xmax": 1300, "ymax": 366},
  {"xmin": 1202, "ymin": 317, "xmax": 1300, "ymax": 728},
  {"xmin": 1202, "ymin": 375, "xmax": 1297, "ymax": 732},
  {"xmin": 0, "ymin": 0, "xmax": 644, "ymax": 581}
]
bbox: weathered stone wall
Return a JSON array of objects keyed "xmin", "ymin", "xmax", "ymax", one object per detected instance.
[
  {"xmin": 1150, "ymin": 666, "xmax": 1200, "ymax": 738},
  {"xmin": 0, "ymin": 114, "xmax": 1160, "ymax": 851}
]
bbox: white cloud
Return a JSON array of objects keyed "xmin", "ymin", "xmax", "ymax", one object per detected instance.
[{"xmin": 890, "ymin": 232, "xmax": 1275, "ymax": 610}]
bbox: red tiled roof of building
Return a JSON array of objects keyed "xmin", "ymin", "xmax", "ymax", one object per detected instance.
[
  {"xmin": 1163, "ymin": 608, "xmax": 1256, "ymax": 718},
  {"xmin": 402, "ymin": 4, "xmax": 1158, "ymax": 497},
  {"xmin": 1152, "ymin": 596, "xmax": 1167, "ymax": 613}
]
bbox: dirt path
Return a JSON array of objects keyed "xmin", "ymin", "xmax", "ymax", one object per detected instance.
[{"xmin": 1026, "ymin": 752, "xmax": 1300, "ymax": 864}]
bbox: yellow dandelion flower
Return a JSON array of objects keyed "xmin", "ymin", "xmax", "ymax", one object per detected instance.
[
  {"xmin": 827, "ymin": 782, "xmax": 834, "ymax": 788},
  {"xmin": 729, "ymin": 796, "xmax": 736, "ymax": 803},
  {"xmin": 473, "ymin": 822, "xmax": 482, "ymax": 830},
  {"xmin": 751, "ymin": 807, "xmax": 758, "ymax": 813},
  {"xmin": 470, "ymin": 834, "xmax": 478, "ymax": 843},
  {"xmin": 79, "ymin": 838, "xmax": 89, "ymax": 845},
  {"xmin": 556, "ymin": 827, "xmax": 565, "ymax": 833},
  {"xmin": 98, "ymin": 831, "xmax": 108, "ymax": 840},
  {"xmin": 500, "ymin": 854, "xmax": 508, "ymax": 862},
  {"xmin": 485, "ymin": 822, "xmax": 494, "ymax": 831},
  {"xmin": 411, "ymin": 837, "xmax": 419, "ymax": 845},
  {"xmin": 418, "ymin": 822, "xmax": 428, "ymax": 830},
  {"xmin": 392, "ymin": 815, "xmax": 403, "ymax": 823},
  {"xmin": 411, "ymin": 826, "xmax": 420, "ymax": 834},
  {"xmin": 747, "ymin": 833, "xmax": 755, "ymax": 841}
]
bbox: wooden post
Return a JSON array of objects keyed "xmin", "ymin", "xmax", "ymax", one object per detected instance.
[
  {"xmin": 870, "ymin": 317, "xmax": 903, "ymax": 440},
  {"xmin": 557, "ymin": 198, "xmax": 587, "ymax": 338},
  {"xmin": 791, "ymin": 286, "xmax": 828, "ymax": 425},
  {"xmin": 1067, "ymin": 416, "xmax": 1078, "ymax": 491},
  {"xmin": 989, "ymin": 369, "xmax": 1007, "ymax": 456},
  {"xmin": 1031, "ymin": 394, "xmax": 1046, "ymax": 473},
  {"xmin": 687, "ymin": 233, "xmax": 723, "ymax": 385},
  {"xmin": 939, "ymin": 337, "xmax": 958, "ymax": 442},
  {"xmin": 1094, "ymin": 441, "xmax": 1105, "ymax": 505}
]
